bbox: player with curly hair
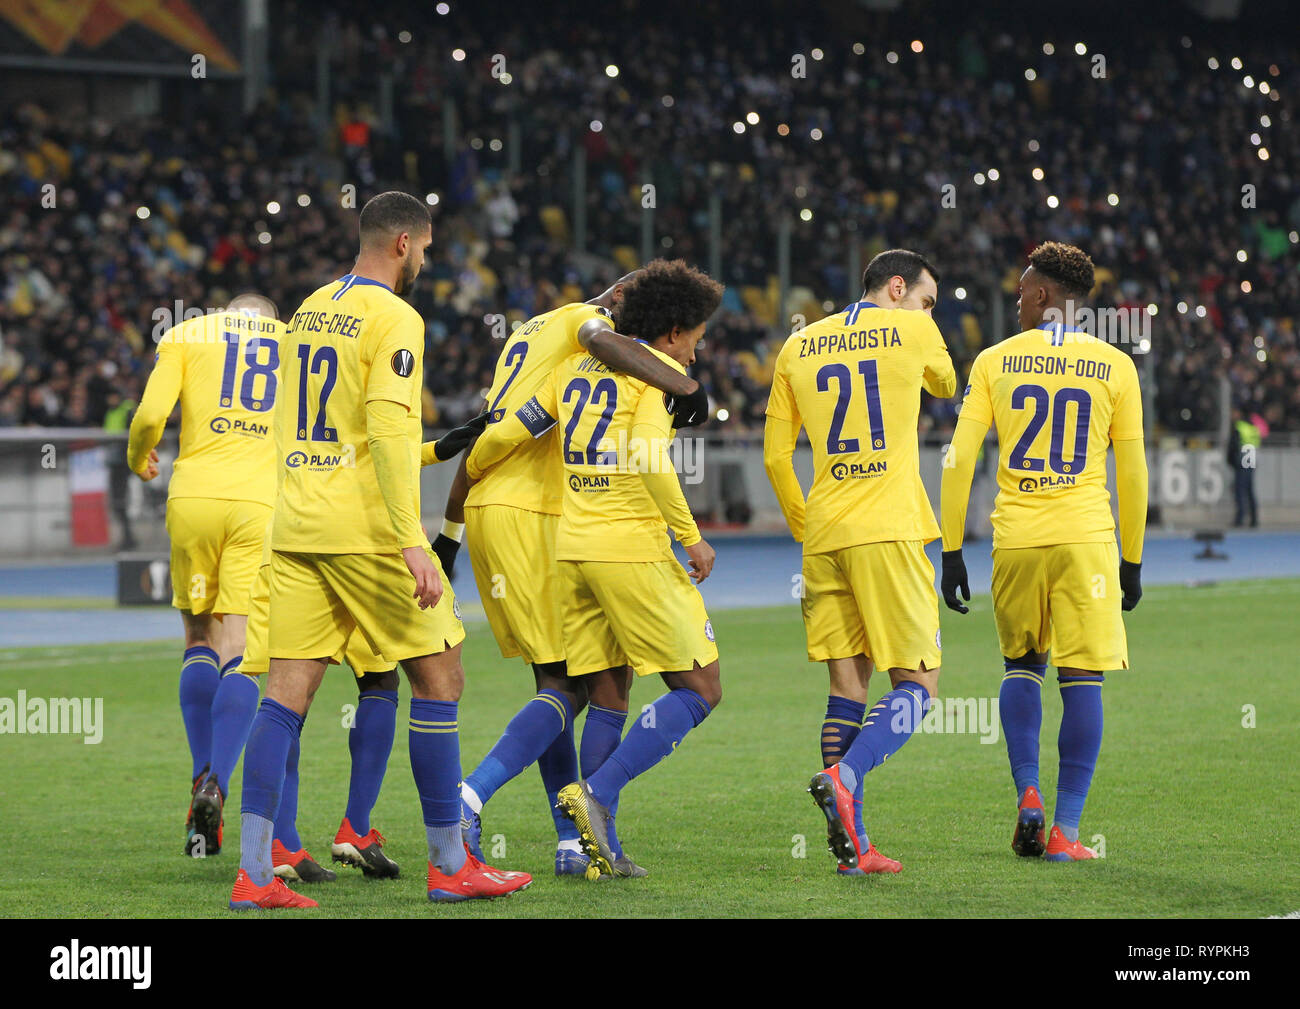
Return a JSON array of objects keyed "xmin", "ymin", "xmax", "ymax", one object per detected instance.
[
  {"xmin": 465, "ymin": 258, "xmax": 725, "ymax": 878},
  {"xmin": 940, "ymin": 241, "xmax": 1148, "ymax": 862}
]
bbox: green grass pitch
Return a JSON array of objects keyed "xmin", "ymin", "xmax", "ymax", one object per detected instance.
[{"xmin": 1, "ymin": 578, "xmax": 1296, "ymax": 918}]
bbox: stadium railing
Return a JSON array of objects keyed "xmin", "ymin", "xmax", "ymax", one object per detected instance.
[{"xmin": 2, "ymin": 429, "xmax": 1298, "ymax": 562}]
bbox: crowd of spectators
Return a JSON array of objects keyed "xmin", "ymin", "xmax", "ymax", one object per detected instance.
[{"xmin": 3, "ymin": 0, "xmax": 1298, "ymax": 441}]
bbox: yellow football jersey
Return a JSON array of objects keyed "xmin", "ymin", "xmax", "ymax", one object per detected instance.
[
  {"xmin": 766, "ymin": 301, "xmax": 957, "ymax": 554},
  {"xmin": 466, "ymin": 302, "xmax": 612, "ymax": 514},
  {"xmin": 272, "ymin": 273, "xmax": 425, "ymax": 554},
  {"xmin": 130, "ymin": 310, "xmax": 284, "ymax": 505},
  {"xmin": 470, "ymin": 345, "xmax": 695, "ymax": 563},
  {"xmin": 958, "ymin": 323, "xmax": 1143, "ymax": 549}
]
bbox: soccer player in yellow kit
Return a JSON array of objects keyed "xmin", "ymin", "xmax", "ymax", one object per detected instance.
[
  {"xmin": 240, "ymin": 522, "xmax": 396, "ymax": 883},
  {"xmin": 127, "ymin": 293, "xmax": 282, "ymax": 857},
  {"xmin": 465, "ymin": 259, "xmax": 724, "ymax": 879},
  {"xmin": 939, "ymin": 242, "xmax": 1147, "ymax": 862},
  {"xmin": 764, "ymin": 249, "xmax": 956, "ymax": 875},
  {"xmin": 431, "ymin": 273, "xmax": 710, "ymax": 878},
  {"xmin": 229, "ymin": 191, "xmax": 529, "ymax": 909}
]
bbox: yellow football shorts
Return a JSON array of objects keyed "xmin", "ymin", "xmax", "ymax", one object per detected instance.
[
  {"xmin": 267, "ymin": 547, "xmax": 464, "ymax": 664},
  {"xmin": 991, "ymin": 542, "xmax": 1128, "ymax": 670},
  {"xmin": 801, "ymin": 540, "xmax": 942, "ymax": 671},
  {"xmin": 243, "ymin": 563, "xmax": 392, "ymax": 675},
  {"xmin": 557, "ymin": 558, "xmax": 718, "ymax": 677},
  {"xmin": 465, "ymin": 505, "xmax": 564, "ymax": 665},
  {"xmin": 165, "ymin": 498, "xmax": 272, "ymax": 615}
]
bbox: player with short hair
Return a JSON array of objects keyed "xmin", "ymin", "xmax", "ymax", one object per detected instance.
[
  {"xmin": 128, "ymin": 292, "xmax": 283, "ymax": 857},
  {"xmin": 434, "ymin": 272, "xmax": 712, "ymax": 878},
  {"xmin": 939, "ymin": 241, "xmax": 1147, "ymax": 862},
  {"xmin": 229, "ymin": 190, "xmax": 529, "ymax": 909},
  {"xmin": 466, "ymin": 258, "xmax": 724, "ymax": 878},
  {"xmin": 764, "ymin": 248, "xmax": 956, "ymax": 875},
  {"xmin": 234, "ymin": 374, "xmax": 485, "ymax": 884}
]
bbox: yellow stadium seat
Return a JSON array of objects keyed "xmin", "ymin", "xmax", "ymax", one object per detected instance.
[
  {"xmin": 539, "ymin": 206, "xmax": 569, "ymax": 242},
  {"xmin": 612, "ymin": 246, "xmax": 640, "ymax": 273}
]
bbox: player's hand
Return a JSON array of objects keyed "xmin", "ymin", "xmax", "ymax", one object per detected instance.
[
  {"xmin": 431, "ymin": 533, "xmax": 461, "ymax": 579},
  {"xmin": 432, "ymin": 411, "xmax": 490, "ymax": 462},
  {"xmin": 941, "ymin": 549, "xmax": 970, "ymax": 614},
  {"xmin": 403, "ymin": 545, "xmax": 444, "ymax": 609},
  {"xmin": 1120, "ymin": 560, "xmax": 1142, "ymax": 611},
  {"xmin": 136, "ymin": 449, "xmax": 160, "ymax": 481},
  {"xmin": 670, "ymin": 381, "xmax": 710, "ymax": 428},
  {"xmin": 685, "ymin": 538, "xmax": 715, "ymax": 583}
]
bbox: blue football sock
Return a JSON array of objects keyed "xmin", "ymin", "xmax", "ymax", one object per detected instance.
[
  {"xmin": 273, "ymin": 734, "xmax": 301, "ymax": 850},
  {"xmin": 1000, "ymin": 660, "xmax": 1047, "ymax": 800},
  {"xmin": 465, "ymin": 689, "xmax": 572, "ymax": 808},
  {"xmin": 587, "ymin": 689, "xmax": 711, "ymax": 809},
  {"xmin": 536, "ymin": 709, "xmax": 581, "ymax": 844},
  {"xmin": 179, "ymin": 645, "xmax": 219, "ymax": 779},
  {"xmin": 345, "ymin": 688, "xmax": 398, "ymax": 835},
  {"xmin": 240, "ymin": 813, "xmax": 276, "ymax": 887},
  {"xmin": 838, "ymin": 681, "xmax": 930, "ymax": 793},
  {"xmin": 208, "ymin": 659, "xmax": 259, "ymax": 796},
  {"xmin": 240, "ymin": 698, "xmax": 303, "ymax": 885},
  {"xmin": 1054, "ymin": 675, "xmax": 1104, "ymax": 841},
  {"xmin": 821, "ymin": 695, "xmax": 866, "ymax": 768},
  {"xmin": 409, "ymin": 698, "xmax": 465, "ymax": 875},
  {"xmin": 581, "ymin": 704, "xmax": 628, "ymax": 857}
]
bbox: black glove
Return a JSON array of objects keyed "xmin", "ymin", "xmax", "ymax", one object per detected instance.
[
  {"xmin": 669, "ymin": 383, "xmax": 710, "ymax": 428},
  {"xmin": 432, "ymin": 411, "xmax": 490, "ymax": 462},
  {"xmin": 431, "ymin": 533, "xmax": 461, "ymax": 580},
  {"xmin": 1120, "ymin": 560, "xmax": 1142, "ymax": 611},
  {"xmin": 941, "ymin": 549, "xmax": 970, "ymax": 614}
]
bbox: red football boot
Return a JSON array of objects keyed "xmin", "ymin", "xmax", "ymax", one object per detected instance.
[
  {"xmin": 1012, "ymin": 786, "xmax": 1048, "ymax": 857},
  {"xmin": 808, "ymin": 765, "xmax": 865, "ymax": 867},
  {"xmin": 272, "ymin": 840, "xmax": 338, "ymax": 883},
  {"xmin": 426, "ymin": 848, "xmax": 532, "ymax": 902},
  {"xmin": 1044, "ymin": 825, "xmax": 1098, "ymax": 862},
  {"xmin": 837, "ymin": 844, "xmax": 903, "ymax": 876},
  {"xmin": 331, "ymin": 817, "xmax": 400, "ymax": 878},
  {"xmin": 229, "ymin": 868, "xmax": 319, "ymax": 910}
]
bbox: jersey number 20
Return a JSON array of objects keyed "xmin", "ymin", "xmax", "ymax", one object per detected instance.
[{"xmin": 1007, "ymin": 384, "xmax": 1091, "ymax": 475}]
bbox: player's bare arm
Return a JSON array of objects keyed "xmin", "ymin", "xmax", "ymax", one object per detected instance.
[{"xmin": 577, "ymin": 317, "xmax": 700, "ymax": 399}]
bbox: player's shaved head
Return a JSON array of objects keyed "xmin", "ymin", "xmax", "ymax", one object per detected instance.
[
  {"xmin": 358, "ymin": 191, "xmax": 432, "ymax": 249},
  {"xmin": 589, "ymin": 270, "xmax": 642, "ymax": 310},
  {"xmin": 226, "ymin": 292, "xmax": 278, "ymax": 319}
]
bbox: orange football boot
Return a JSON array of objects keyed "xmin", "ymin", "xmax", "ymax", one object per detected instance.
[
  {"xmin": 1012, "ymin": 786, "xmax": 1047, "ymax": 857},
  {"xmin": 1044, "ymin": 825, "xmax": 1098, "ymax": 862},
  {"xmin": 272, "ymin": 840, "xmax": 337, "ymax": 883},
  {"xmin": 229, "ymin": 868, "xmax": 319, "ymax": 910},
  {"xmin": 837, "ymin": 844, "xmax": 903, "ymax": 876},
  {"xmin": 331, "ymin": 817, "xmax": 400, "ymax": 878},
  {"xmin": 808, "ymin": 764, "xmax": 864, "ymax": 867},
  {"xmin": 427, "ymin": 847, "xmax": 532, "ymax": 902}
]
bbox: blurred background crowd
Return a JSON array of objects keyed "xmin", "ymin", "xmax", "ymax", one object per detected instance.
[{"xmin": 2, "ymin": 0, "xmax": 1297, "ymax": 442}]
